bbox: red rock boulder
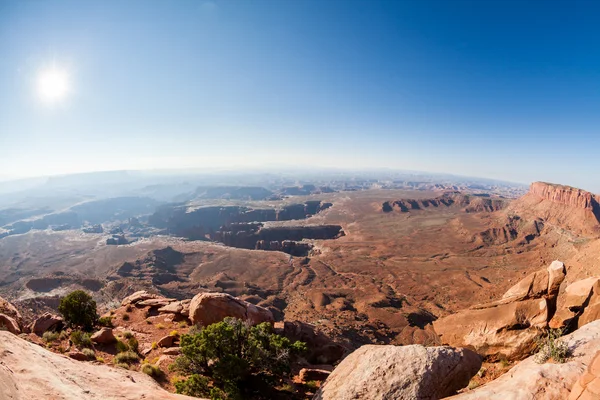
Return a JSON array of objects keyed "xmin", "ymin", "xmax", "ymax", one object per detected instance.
[{"xmin": 189, "ymin": 292, "xmax": 274, "ymax": 328}]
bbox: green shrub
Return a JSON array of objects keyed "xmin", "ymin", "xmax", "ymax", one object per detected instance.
[
  {"xmin": 141, "ymin": 363, "xmax": 163, "ymax": 378},
  {"xmin": 305, "ymin": 380, "xmax": 318, "ymax": 390},
  {"xmin": 115, "ymin": 340, "xmax": 129, "ymax": 353},
  {"xmin": 98, "ymin": 316, "xmax": 113, "ymax": 328},
  {"xmin": 172, "ymin": 317, "xmax": 306, "ymax": 399},
  {"xmin": 43, "ymin": 331, "xmax": 60, "ymax": 342},
  {"xmin": 123, "ymin": 331, "xmax": 134, "ymax": 339},
  {"xmin": 114, "ymin": 350, "xmax": 139, "ymax": 364},
  {"xmin": 535, "ymin": 328, "xmax": 569, "ymax": 363},
  {"xmin": 115, "ymin": 362, "xmax": 130, "ymax": 369},
  {"xmin": 71, "ymin": 330, "xmax": 93, "ymax": 348},
  {"xmin": 58, "ymin": 290, "xmax": 98, "ymax": 331},
  {"xmin": 59, "ymin": 330, "xmax": 69, "ymax": 340},
  {"xmin": 82, "ymin": 348, "xmax": 96, "ymax": 360},
  {"xmin": 122, "ymin": 314, "xmax": 130, "ymax": 321},
  {"xmin": 128, "ymin": 337, "xmax": 139, "ymax": 353}
]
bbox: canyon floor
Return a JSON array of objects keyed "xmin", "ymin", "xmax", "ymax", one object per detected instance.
[{"xmin": 3, "ymin": 184, "xmax": 598, "ymax": 351}]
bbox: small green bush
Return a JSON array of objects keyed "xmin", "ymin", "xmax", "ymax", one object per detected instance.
[
  {"xmin": 141, "ymin": 363, "xmax": 163, "ymax": 378},
  {"xmin": 128, "ymin": 337, "xmax": 139, "ymax": 353},
  {"xmin": 115, "ymin": 340, "xmax": 129, "ymax": 353},
  {"xmin": 115, "ymin": 362, "xmax": 130, "ymax": 369},
  {"xmin": 82, "ymin": 348, "xmax": 96, "ymax": 360},
  {"xmin": 59, "ymin": 330, "xmax": 69, "ymax": 340},
  {"xmin": 535, "ymin": 328, "xmax": 569, "ymax": 363},
  {"xmin": 123, "ymin": 331, "xmax": 134, "ymax": 339},
  {"xmin": 71, "ymin": 330, "xmax": 93, "ymax": 348},
  {"xmin": 114, "ymin": 350, "xmax": 139, "ymax": 364},
  {"xmin": 43, "ymin": 331, "xmax": 60, "ymax": 342},
  {"xmin": 98, "ymin": 316, "xmax": 113, "ymax": 328},
  {"xmin": 58, "ymin": 290, "xmax": 98, "ymax": 331}
]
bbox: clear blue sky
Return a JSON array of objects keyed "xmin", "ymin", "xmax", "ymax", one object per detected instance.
[{"xmin": 1, "ymin": 0, "xmax": 600, "ymax": 189}]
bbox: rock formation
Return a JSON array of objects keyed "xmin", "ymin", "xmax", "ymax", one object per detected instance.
[
  {"xmin": 551, "ymin": 277, "xmax": 600, "ymax": 331},
  {"xmin": 30, "ymin": 312, "xmax": 64, "ymax": 336},
  {"xmin": 315, "ymin": 344, "xmax": 481, "ymax": 400},
  {"xmin": 434, "ymin": 261, "xmax": 566, "ymax": 360},
  {"xmin": 0, "ymin": 296, "xmax": 22, "ymax": 334},
  {"xmin": 0, "ymin": 331, "xmax": 198, "ymax": 400},
  {"xmin": 450, "ymin": 320, "xmax": 600, "ymax": 399},
  {"xmin": 507, "ymin": 182, "xmax": 600, "ymax": 235},
  {"xmin": 568, "ymin": 350, "xmax": 600, "ymax": 400},
  {"xmin": 274, "ymin": 320, "xmax": 347, "ymax": 365},
  {"xmin": 189, "ymin": 292, "xmax": 274, "ymax": 327},
  {"xmin": 382, "ymin": 193, "xmax": 506, "ymax": 214}
]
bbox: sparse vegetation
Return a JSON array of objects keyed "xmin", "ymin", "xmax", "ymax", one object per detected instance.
[
  {"xmin": 169, "ymin": 330, "xmax": 179, "ymax": 337},
  {"xmin": 123, "ymin": 331, "xmax": 134, "ymax": 339},
  {"xmin": 58, "ymin": 290, "xmax": 98, "ymax": 331},
  {"xmin": 305, "ymin": 380, "xmax": 319, "ymax": 390},
  {"xmin": 43, "ymin": 331, "xmax": 60, "ymax": 342},
  {"xmin": 156, "ymin": 323, "xmax": 165, "ymax": 329},
  {"xmin": 59, "ymin": 330, "xmax": 69, "ymax": 340},
  {"xmin": 171, "ymin": 317, "xmax": 306, "ymax": 399},
  {"xmin": 146, "ymin": 319, "xmax": 152, "ymax": 325},
  {"xmin": 178, "ymin": 320, "xmax": 188, "ymax": 328},
  {"xmin": 82, "ymin": 348, "xmax": 96, "ymax": 360},
  {"xmin": 535, "ymin": 328, "xmax": 569, "ymax": 363},
  {"xmin": 128, "ymin": 337, "xmax": 139, "ymax": 353},
  {"xmin": 115, "ymin": 362, "xmax": 130, "ymax": 369},
  {"xmin": 98, "ymin": 316, "xmax": 113, "ymax": 328},
  {"xmin": 114, "ymin": 350, "xmax": 140, "ymax": 364},
  {"xmin": 151, "ymin": 341, "xmax": 158, "ymax": 350},
  {"xmin": 115, "ymin": 340, "xmax": 129, "ymax": 353},
  {"xmin": 70, "ymin": 330, "xmax": 93, "ymax": 348},
  {"xmin": 141, "ymin": 363, "xmax": 163, "ymax": 379},
  {"xmin": 122, "ymin": 314, "xmax": 130, "ymax": 321}
]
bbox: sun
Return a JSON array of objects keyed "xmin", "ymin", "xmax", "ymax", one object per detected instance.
[{"xmin": 38, "ymin": 68, "xmax": 70, "ymax": 103}]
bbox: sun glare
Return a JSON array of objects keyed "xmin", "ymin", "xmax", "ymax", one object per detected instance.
[{"xmin": 38, "ymin": 68, "xmax": 70, "ymax": 103}]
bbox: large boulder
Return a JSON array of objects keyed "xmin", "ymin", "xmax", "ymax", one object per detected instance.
[
  {"xmin": 550, "ymin": 277, "xmax": 600, "ymax": 330},
  {"xmin": 434, "ymin": 298, "xmax": 549, "ymax": 361},
  {"xmin": 31, "ymin": 312, "xmax": 64, "ymax": 336},
  {"xmin": 121, "ymin": 290, "xmax": 160, "ymax": 306},
  {"xmin": 189, "ymin": 292, "xmax": 274, "ymax": 327},
  {"xmin": 449, "ymin": 320, "xmax": 600, "ymax": 400},
  {"xmin": 434, "ymin": 261, "xmax": 565, "ymax": 361},
  {"xmin": 90, "ymin": 327, "xmax": 116, "ymax": 344},
  {"xmin": 0, "ymin": 331, "xmax": 198, "ymax": 400},
  {"xmin": 274, "ymin": 320, "xmax": 347, "ymax": 364},
  {"xmin": 314, "ymin": 344, "xmax": 481, "ymax": 400},
  {"xmin": 0, "ymin": 313, "xmax": 20, "ymax": 334},
  {"xmin": 0, "ymin": 296, "xmax": 22, "ymax": 332}
]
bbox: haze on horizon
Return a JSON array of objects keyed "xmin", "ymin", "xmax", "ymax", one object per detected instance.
[{"xmin": 2, "ymin": 0, "xmax": 600, "ymax": 190}]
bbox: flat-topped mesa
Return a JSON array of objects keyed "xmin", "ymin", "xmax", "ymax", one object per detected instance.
[{"xmin": 529, "ymin": 182, "xmax": 600, "ymax": 210}]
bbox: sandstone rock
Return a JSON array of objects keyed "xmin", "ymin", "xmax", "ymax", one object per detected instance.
[
  {"xmin": 0, "ymin": 331, "xmax": 198, "ymax": 399},
  {"xmin": 0, "ymin": 296, "xmax": 22, "ymax": 323},
  {"xmin": 434, "ymin": 298, "xmax": 548, "ymax": 360},
  {"xmin": 141, "ymin": 346, "xmax": 153, "ymax": 356},
  {"xmin": 156, "ymin": 355, "xmax": 174, "ymax": 369},
  {"xmin": 157, "ymin": 335, "xmax": 175, "ymax": 348},
  {"xmin": 0, "ymin": 313, "xmax": 21, "ymax": 334},
  {"xmin": 158, "ymin": 300, "xmax": 184, "ymax": 314},
  {"xmin": 450, "ymin": 320, "xmax": 600, "ymax": 400},
  {"xmin": 162, "ymin": 346, "xmax": 181, "ymax": 355},
  {"xmin": 568, "ymin": 351, "xmax": 600, "ymax": 400},
  {"xmin": 121, "ymin": 290, "xmax": 160, "ymax": 306},
  {"xmin": 31, "ymin": 312, "xmax": 64, "ymax": 336},
  {"xmin": 91, "ymin": 327, "xmax": 116, "ymax": 344},
  {"xmin": 299, "ymin": 368, "xmax": 330, "ymax": 382},
  {"xmin": 137, "ymin": 298, "xmax": 175, "ymax": 308},
  {"xmin": 189, "ymin": 292, "xmax": 274, "ymax": 327},
  {"xmin": 548, "ymin": 260, "xmax": 567, "ymax": 296},
  {"xmin": 315, "ymin": 344, "xmax": 481, "ymax": 400},
  {"xmin": 68, "ymin": 350, "xmax": 89, "ymax": 361},
  {"xmin": 550, "ymin": 277, "xmax": 600, "ymax": 329},
  {"xmin": 274, "ymin": 320, "xmax": 347, "ymax": 364}
]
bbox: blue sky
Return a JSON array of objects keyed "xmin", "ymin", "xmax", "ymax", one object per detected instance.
[{"xmin": 1, "ymin": 0, "xmax": 600, "ymax": 189}]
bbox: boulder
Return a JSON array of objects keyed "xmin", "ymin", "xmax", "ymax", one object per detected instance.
[
  {"xmin": 0, "ymin": 313, "xmax": 21, "ymax": 334},
  {"xmin": 158, "ymin": 301, "xmax": 184, "ymax": 314},
  {"xmin": 450, "ymin": 320, "xmax": 600, "ymax": 400},
  {"xmin": 157, "ymin": 335, "xmax": 176, "ymax": 348},
  {"xmin": 68, "ymin": 350, "xmax": 89, "ymax": 361},
  {"xmin": 162, "ymin": 347, "xmax": 181, "ymax": 356},
  {"xmin": 434, "ymin": 298, "xmax": 548, "ymax": 360},
  {"xmin": 31, "ymin": 312, "xmax": 64, "ymax": 336},
  {"xmin": 299, "ymin": 368, "xmax": 331, "ymax": 382},
  {"xmin": 0, "ymin": 331, "xmax": 198, "ymax": 399},
  {"xmin": 315, "ymin": 344, "xmax": 481, "ymax": 400},
  {"xmin": 137, "ymin": 298, "xmax": 175, "ymax": 308},
  {"xmin": 156, "ymin": 355, "xmax": 174, "ymax": 369},
  {"xmin": 91, "ymin": 328, "xmax": 116, "ymax": 344},
  {"xmin": 550, "ymin": 277, "xmax": 600, "ymax": 330},
  {"xmin": 274, "ymin": 320, "xmax": 347, "ymax": 364},
  {"xmin": 121, "ymin": 291, "xmax": 160, "ymax": 306},
  {"xmin": 189, "ymin": 292, "xmax": 274, "ymax": 327},
  {"xmin": 0, "ymin": 295, "xmax": 22, "ymax": 331}
]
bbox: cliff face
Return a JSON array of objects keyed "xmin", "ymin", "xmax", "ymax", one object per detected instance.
[
  {"xmin": 529, "ymin": 182, "xmax": 600, "ymax": 211},
  {"xmin": 506, "ymin": 182, "xmax": 600, "ymax": 235}
]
